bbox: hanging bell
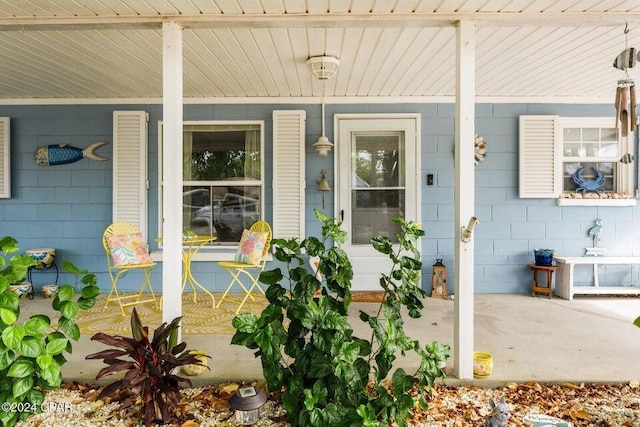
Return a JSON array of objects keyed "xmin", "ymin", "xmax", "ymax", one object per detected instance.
[{"xmin": 317, "ymin": 169, "xmax": 331, "ymax": 209}]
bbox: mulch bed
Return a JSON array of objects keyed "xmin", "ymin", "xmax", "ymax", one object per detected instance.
[{"xmin": 15, "ymin": 380, "xmax": 640, "ymax": 426}]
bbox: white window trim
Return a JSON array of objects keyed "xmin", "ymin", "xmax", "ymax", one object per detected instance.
[{"xmin": 155, "ymin": 120, "xmax": 265, "ymax": 261}]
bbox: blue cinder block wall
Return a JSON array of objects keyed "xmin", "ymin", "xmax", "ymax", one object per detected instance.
[{"xmin": 0, "ymin": 103, "xmax": 638, "ymax": 294}]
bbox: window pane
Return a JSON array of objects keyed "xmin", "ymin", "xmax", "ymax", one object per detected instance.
[
  {"xmin": 215, "ymin": 187, "xmax": 261, "ymax": 243},
  {"xmin": 601, "ymin": 128, "xmax": 618, "ymax": 141},
  {"xmin": 582, "ymin": 128, "xmax": 599, "ymax": 141},
  {"xmin": 184, "ymin": 186, "xmax": 215, "ymax": 237},
  {"xmin": 183, "ymin": 185, "xmax": 261, "ymax": 244},
  {"xmin": 563, "ymin": 162, "xmax": 614, "ymax": 193},
  {"xmin": 353, "ymin": 134, "xmax": 404, "ymax": 188},
  {"xmin": 351, "ymin": 189, "xmax": 404, "ymax": 244},
  {"xmin": 183, "ymin": 125, "xmax": 261, "ymax": 181},
  {"xmin": 563, "ymin": 128, "xmax": 580, "ymax": 142}
]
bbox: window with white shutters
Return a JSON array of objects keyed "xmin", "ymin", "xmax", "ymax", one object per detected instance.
[
  {"xmin": 155, "ymin": 112, "xmax": 306, "ymax": 259},
  {"xmin": 519, "ymin": 115, "xmax": 635, "ymax": 206}
]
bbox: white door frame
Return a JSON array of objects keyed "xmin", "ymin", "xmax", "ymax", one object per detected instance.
[{"xmin": 334, "ymin": 113, "xmax": 421, "ymax": 291}]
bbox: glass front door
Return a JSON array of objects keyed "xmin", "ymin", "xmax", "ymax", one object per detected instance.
[{"xmin": 337, "ymin": 115, "xmax": 420, "ymax": 290}]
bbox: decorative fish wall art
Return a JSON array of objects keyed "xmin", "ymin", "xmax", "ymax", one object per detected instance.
[
  {"xmin": 620, "ymin": 153, "xmax": 636, "ymax": 164},
  {"xmin": 34, "ymin": 142, "xmax": 108, "ymax": 166}
]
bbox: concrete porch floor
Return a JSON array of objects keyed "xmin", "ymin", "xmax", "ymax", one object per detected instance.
[{"xmin": 18, "ymin": 293, "xmax": 640, "ymax": 387}]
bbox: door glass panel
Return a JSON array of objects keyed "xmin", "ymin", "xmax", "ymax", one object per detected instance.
[{"xmin": 351, "ymin": 132, "xmax": 405, "ymax": 245}]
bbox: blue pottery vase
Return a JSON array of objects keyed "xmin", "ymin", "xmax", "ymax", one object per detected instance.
[{"xmin": 533, "ymin": 249, "xmax": 554, "ymax": 266}]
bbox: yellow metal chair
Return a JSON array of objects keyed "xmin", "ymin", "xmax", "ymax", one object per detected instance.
[
  {"xmin": 103, "ymin": 222, "xmax": 159, "ymax": 315},
  {"xmin": 217, "ymin": 220, "xmax": 272, "ymax": 313}
]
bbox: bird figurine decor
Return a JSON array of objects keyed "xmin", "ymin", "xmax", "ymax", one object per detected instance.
[
  {"xmin": 588, "ymin": 219, "xmax": 603, "ymax": 247},
  {"xmin": 586, "ymin": 219, "xmax": 607, "ymax": 256}
]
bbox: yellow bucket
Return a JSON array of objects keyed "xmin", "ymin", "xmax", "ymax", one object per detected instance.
[
  {"xmin": 182, "ymin": 350, "xmax": 208, "ymax": 376},
  {"xmin": 473, "ymin": 351, "xmax": 493, "ymax": 379}
]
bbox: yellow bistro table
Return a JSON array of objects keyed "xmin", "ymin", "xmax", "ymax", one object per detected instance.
[{"xmin": 156, "ymin": 235, "xmax": 217, "ymax": 308}]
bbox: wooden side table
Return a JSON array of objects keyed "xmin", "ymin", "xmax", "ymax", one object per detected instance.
[{"xmin": 528, "ymin": 264, "xmax": 557, "ymax": 299}]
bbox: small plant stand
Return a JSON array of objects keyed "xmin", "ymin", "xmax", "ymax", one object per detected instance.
[
  {"xmin": 528, "ymin": 264, "xmax": 557, "ymax": 299},
  {"xmin": 27, "ymin": 262, "xmax": 59, "ymax": 299}
]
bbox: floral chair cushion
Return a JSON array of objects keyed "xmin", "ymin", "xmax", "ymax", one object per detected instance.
[
  {"xmin": 106, "ymin": 232, "xmax": 153, "ymax": 267},
  {"xmin": 234, "ymin": 229, "xmax": 268, "ymax": 265}
]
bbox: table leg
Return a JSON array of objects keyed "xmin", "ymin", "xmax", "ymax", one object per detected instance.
[{"xmin": 181, "ymin": 240, "xmax": 216, "ymax": 308}]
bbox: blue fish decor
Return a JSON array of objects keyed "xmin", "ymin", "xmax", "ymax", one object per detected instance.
[
  {"xmin": 613, "ymin": 47, "xmax": 637, "ymax": 70},
  {"xmin": 620, "ymin": 153, "xmax": 636, "ymax": 164},
  {"xmin": 34, "ymin": 142, "xmax": 108, "ymax": 166}
]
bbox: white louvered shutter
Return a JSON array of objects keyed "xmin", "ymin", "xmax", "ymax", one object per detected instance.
[
  {"xmin": 273, "ymin": 110, "xmax": 306, "ymax": 240},
  {"xmin": 519, "ymin": 115, "xmax": 561, "ymax": 198},
  {"xmin": 113, "ymin": 111, "xmax": 149, "ymax": 238},
  {"xmin": 0, "ymin": 118, "xmax": 9, "ymax": 199}
]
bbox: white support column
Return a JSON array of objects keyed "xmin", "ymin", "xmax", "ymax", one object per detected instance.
[
  {"xmin": 454, "ymin": 20, "xmax": 476, "ymax": 380},
  {"xmin": 162, "ymin": 21, "xmax": 184, "ymax": 324}
]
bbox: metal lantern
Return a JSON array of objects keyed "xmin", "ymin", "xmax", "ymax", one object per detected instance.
[
  {"xmin": 229, "ymin": 386, "xmax": 267, "ymax": 425},
  {"xmin": 431, "ymin": 255, "xmax": 448, "ymax": 298}
]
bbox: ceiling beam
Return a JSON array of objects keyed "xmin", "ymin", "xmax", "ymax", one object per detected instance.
[{"xmin": 0, "ymin": 12, "xmax": 639, "ymax": 31}]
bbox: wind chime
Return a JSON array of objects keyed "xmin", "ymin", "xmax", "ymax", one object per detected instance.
[{"xmin": 613, "ymin": 25, "xmax": 638, "ymax": 137}]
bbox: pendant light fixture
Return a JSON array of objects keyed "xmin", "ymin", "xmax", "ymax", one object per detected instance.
[
  {"xmin": 313, "ymin": 102, "xmax": 333, "ymax": 156},
  {"xmin": 306, "ymin": 55, "xmax": 340, "ymax": 156}
]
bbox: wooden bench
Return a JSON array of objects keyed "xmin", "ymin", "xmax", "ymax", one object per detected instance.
[{"xmin": 554, "ymin": 256, "xmax": 640, "ymax": 300}]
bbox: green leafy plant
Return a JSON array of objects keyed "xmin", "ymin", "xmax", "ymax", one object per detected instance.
[
  {"xmin": 86, "ymin": 307, "xmax": 209, "ymax": 427},
  {"xmin": 232, "ymin": 210, "xmax": 450, "ymax": 427},
  {"xmin": 0, "ymin": 236, "xmax": 101, "ymax": 427}
]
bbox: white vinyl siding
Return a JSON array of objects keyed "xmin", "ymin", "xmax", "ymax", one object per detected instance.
[
  {"xmin": 272, "ymin": 110, "xmax": 306, "ymax": 241},
  {"xmin": 0, "ymin": 118, "xmax": 9, "ymax": 199},
  {"xmin": 113, "ymin": 111, "xmax": 149, "ymax": 238},
  {"xmin": 519, "ymin": 115, "xmax": 561, "ymax": 198}
]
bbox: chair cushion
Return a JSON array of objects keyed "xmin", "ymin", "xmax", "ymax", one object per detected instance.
[
  {"xmin": 234, "ymin": 229, "xmax": 268, "ymax": 265},
  {"xmin": 106, "ymin": 232, "xmax": 154, "ymax": 267}
]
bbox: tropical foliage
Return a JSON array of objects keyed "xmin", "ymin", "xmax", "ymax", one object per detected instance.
[
  {"xmin": 0, "ymin": 236, "xmax": 100, "ymax": 427},
  {"xmin": 232, "ymin": 210, "xmax": 450, "ymax": 426},
  {"xmin": 86, "ymin": 308, "xmax": 209, "ymax": 427}
]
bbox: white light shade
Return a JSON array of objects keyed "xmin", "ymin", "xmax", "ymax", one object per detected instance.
[
  {"xmin": 313, "ymin": 135, "xmax": 334, "ymax": 156},
  {"xmin": 306, "ymin": 56, "xmax": 340, "ymax": 80}
]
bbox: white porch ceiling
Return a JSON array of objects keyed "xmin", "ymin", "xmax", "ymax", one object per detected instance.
[{"xmin": 0, "ymin": 0, "xmax": 639, "ymax": 102}]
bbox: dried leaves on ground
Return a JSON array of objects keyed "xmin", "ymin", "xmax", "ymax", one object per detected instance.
[{"xmin": 15, "ymin": 381, "xmax": 640, "ymax": 426}]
